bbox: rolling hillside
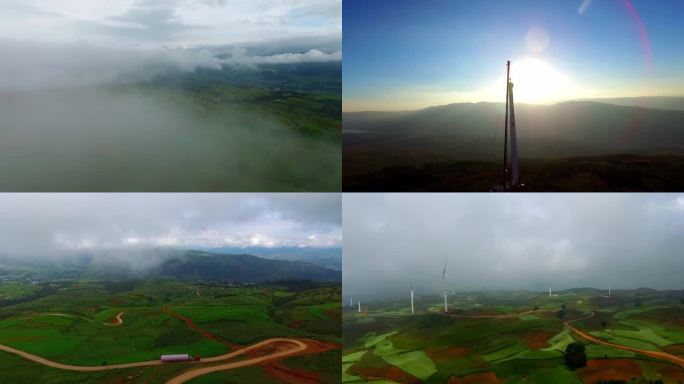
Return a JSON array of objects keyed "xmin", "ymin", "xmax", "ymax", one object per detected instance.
[{"xmin": 159, "ymin": 250, "xmax": 341, "ymax": 282}]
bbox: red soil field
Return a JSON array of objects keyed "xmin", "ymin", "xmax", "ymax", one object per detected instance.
[
  {"xmin": 261, "ymin": 362, "xmax": 321, "ymax": 384},
  {"xmin": 577, "ymin": 359, "xmax": 642, "ymax": 383},
  {"xmin": 448, "ymin": 371, "xmax": 503, "ymax": 384},
  {"xmin": 653, "ymin": 363, "xmax": 684, "ymax": 382},
  {"xmin": 426, "ymin": 346, "xmax": 470, "ymax": 362},
  {"xmin": 519, "ymin": 331, "xmax": 555, "ymax": 349},
  {"xmin": 354, "ymin": 365, "xmax": 422, "ymax": 384}
]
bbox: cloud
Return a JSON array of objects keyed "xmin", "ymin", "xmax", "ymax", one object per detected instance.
[
  {"xmin": 343, "ymin": 194, "xmax": 684, "ymax": 300},
  {"xmin": 0, "ymin": 1, "xmax": 341, "ymax": 91},
  {"xmin": 0, "ymin": 39, "xmax": 223, "ymax": 90},
  {"xmin": 92, "ymin": 4, "xmax": 200, "ymax": 43},
  {"xmin": 0, "ymin": 194, "xmax": 341, "ymax": 259},
  {"xmin": 223, "ymin": 48, "xmax": 341, "ymax": 65},
  {"xmin": 0, "ymin": 0, "xmax": 341, "ymax": 47}
]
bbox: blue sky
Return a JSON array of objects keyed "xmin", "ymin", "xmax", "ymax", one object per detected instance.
[{"xmin": 343, "ymin": 0, "xmax": 684, "ymax": 111}]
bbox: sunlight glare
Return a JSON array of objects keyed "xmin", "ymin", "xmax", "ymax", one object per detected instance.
[{"xmin": 509, "ymin": 58, "xmax": 572, "ymax": 103}]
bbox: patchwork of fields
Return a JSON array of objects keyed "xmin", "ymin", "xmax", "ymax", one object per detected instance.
[{"xmin": 343, "ymin": 289, "xmax": 684, "ymax": 383}]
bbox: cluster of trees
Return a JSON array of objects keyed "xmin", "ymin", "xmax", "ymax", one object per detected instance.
[{"xmin": 564, "ymin": 342, "xmax": 587, "ymax": 370}]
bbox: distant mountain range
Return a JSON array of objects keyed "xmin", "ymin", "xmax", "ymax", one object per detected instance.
[
  {"xmin": 203, "ymin": 246, "xmax": 341, "ymax": 271},
  {"xmin": 344, "ymin": 99, "xmax": 684, "ymax": 191},
  {"xmin": 159, "ymin": 250, "xmax": 340, "ymax": 282},
  {"xmin": 577, "ymin": 96, "xmax": 684, "ymax": 111},
  {"xmin": 0, "ymin": 249, "xmax": 341, "ymax": 283},
  {"xmin": 345, "ymin": 100, "xmax": 684, "ymax": 159}
]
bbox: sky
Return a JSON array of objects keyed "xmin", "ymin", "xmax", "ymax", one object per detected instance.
[
  {"xmin": 343, "ymin": 0, "xmax": 684, "ymax": 111},
  {"xmin": 0, "ymin": 193, "xmax": 341, "ymax": 259},
  {"xmin": 343, "ymin": 194, "xmax": 684, "ymax": 300},
  {"xmin": 0, "ymin": 0, "xmax": 341, "ymax": 90}
]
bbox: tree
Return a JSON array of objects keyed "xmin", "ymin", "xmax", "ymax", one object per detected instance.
[
  {"xmin": 564, "ymin": 342, "xmax": 587, "ymax": 370},
  {"xmin": 557, "ymin": 304, "xmax": 567, "ymax": 320},
  {"xmin": 601, "ymin": 320, "xmax": 608, "ymax": 330}
]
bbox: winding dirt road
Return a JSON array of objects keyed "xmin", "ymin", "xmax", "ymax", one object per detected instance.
[
  {"xmin": 443, "ymin": 308, "xmax": 684, "ymax": 368},
  {"xmin": 107, "ymin": 312, "xmax": 124, "ymax": 326},
  {"xmin": 565, "ymin": 312, "xmax": 684, "ymax": 368},
  {"xmin": 21, "ymin": 312, "xmax": 125, "ymax": 326},
  {"xmin": 0, "ymin": 338, "xmax": 313, "ymax": 379},
  {"xmin": 165, "ymin": 338, "xmax": 308, "ymax": 384}
]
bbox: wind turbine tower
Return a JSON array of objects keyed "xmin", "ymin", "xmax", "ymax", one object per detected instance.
[
  {"xmin": 350, "ymin": 297, "xmax": 353, "ymax": 307},
  {"xmin": 358, "ymin": 301, "xmax": 361, "ymax": 313},
  {"xmin": 442, "ymin": 259, "xmax": 448, "ymax": 313},
  {"xmin": 548, "ymin": 288, "xmax": 552, "ymax": 297},
  {"xmin": 410, "ymin": 280, "xmax": 415, "ymax": 315}
]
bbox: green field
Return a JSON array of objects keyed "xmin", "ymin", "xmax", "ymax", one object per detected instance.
[
  {"xmin": 0, "ymin": 279, "xmax": 341, "ymax": 383},
  {"xmin": 343, "ymin": 289, "xmax": 684, "ymax": 383}
]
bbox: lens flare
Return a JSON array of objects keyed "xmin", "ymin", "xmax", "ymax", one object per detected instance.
[{"xmin": 508, "ymin": 58, "xmax": 571, "ymax": 103}]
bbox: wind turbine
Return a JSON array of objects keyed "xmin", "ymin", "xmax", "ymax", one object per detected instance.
[
  {"xmin": 350, "ymin": 296, "xmax": 353, "ymax": 307},
  {"xmin": 548, "ymin": 288, "xmax": 552, "ymax": 297},
  {"xmin": 442, "ymin": 259, "xmax": 448, "ymax": 313},
  {"xmin": 358, "ymin": 301, "xmax": 361, "ymax": 313},
  {"xmin": 410, "ymin": 280, "xmax": 415, "ymax": 315}
]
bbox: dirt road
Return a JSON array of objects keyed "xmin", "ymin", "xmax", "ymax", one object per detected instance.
[
  {"xmin": 444, "ymin": 309, "xmax": 684, "ymax": 368},
  {"xmin": 0, "ymin": 343, "xmax": 162, "ymax": 371},
  {"xmin": 106, "ymin": 312, "xmax": 124, "ymax": 326},
  {"xmin": 20, "ymin": 312, "xmax": 125, "ymax": 326},
  {"xmin": 565, "ymin": 312, "xmax": 684, "ymax": 368},
  {"xmin": 0, "ymin": 338, "xmax": 310, "ymax": 374},
  {"xmin": 164, "ymin": 338, "xmax": 308, "ymax": 384}
]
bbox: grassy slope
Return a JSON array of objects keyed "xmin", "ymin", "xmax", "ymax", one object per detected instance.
[{"xmin": 0, "ymin": 280, "xmax": 341, "ymax": 383}]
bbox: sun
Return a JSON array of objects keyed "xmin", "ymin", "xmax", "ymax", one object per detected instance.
[{"xmin": 509, "ymin": 58, "xmax": 572, "ymax": 103}]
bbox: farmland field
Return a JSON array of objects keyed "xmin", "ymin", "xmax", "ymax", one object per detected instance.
[
  {"xmin": 0, "ymin": 279, "xmax": 341, "ymax": 383},
  {"xmin": 343, "ymin": 289, "xmax": 684, "ymax": 383}
]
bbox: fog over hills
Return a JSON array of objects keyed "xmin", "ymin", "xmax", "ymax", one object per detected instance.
[
  {"xmin": 343, "ymin": 194, "xmax": 684, "ymax": 300},
  {"xmin": 0, "ymin": 193, "xmax": 341, "ymax": 281},
  {"xmin": 0, "ymin": 0, "xmax": 342, "ymax": 191}
]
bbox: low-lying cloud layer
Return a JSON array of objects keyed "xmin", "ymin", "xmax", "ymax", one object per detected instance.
[
  {"xmin": 0, "ymin": 194, "xmax": 341, "ymax": 261},
  {"xmin": 343, "ymin": 194, "xmax": 684, "ymax": 300},
  {"xmin": 0, "ymin": 0, "xmax": 341, "ymax": 91},
  {"xmin": 0, "ymin": 38, "xmax": 341, "ymax": 90},
  {"xmin": 0, "ymin": 89, "xmax": 340, "ymax": 191}
]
